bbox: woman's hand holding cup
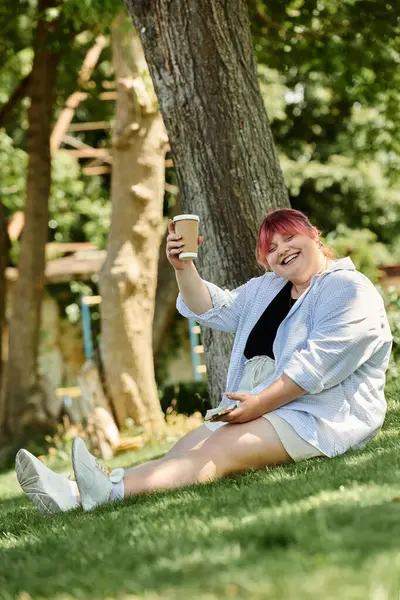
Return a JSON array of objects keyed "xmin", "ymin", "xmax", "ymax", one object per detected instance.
[{"xmin": 166, "ymin": 218, "xmax": 204, "ymax": 271}]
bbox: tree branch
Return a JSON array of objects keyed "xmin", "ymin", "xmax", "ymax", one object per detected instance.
[{"xmin": 0, "ymin": 74, "xmax": 31, "ymax": 127}]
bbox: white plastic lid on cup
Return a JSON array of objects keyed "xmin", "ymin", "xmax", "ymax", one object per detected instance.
[{"xmin": 173, "ymin": 214, "xmax": 200, "ymax": 223}]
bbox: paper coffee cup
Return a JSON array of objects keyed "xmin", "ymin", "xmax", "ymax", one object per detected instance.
[{"xmin": 172, "ymin": 214, "xmax": 200, "ymax": 260}]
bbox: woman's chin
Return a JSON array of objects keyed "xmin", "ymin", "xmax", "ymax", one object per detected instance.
[{"xmin": 276, "ymin": 254, "xmax": 302, "ymax": 275}]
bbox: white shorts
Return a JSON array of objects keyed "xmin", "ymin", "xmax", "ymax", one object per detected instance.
[{"xmin": 204, "ymin": 355, "xmax": 327, "ymax": 462}]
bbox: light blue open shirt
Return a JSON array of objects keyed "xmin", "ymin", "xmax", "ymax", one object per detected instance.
[{"xmin": 176, "ymin": 257, "xmax": 393, "ymax": 457}]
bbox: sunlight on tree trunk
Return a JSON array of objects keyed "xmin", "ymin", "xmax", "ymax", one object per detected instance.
[
  {"xmin": 124, "ymin": 0, "xmax": 289, "ymax": 406},
  {"xmin": 98, "ymin": 14, "xmax": 167, "ymax": 435}
]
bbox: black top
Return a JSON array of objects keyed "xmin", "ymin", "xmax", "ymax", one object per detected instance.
[{"xmin": 243, "ymin": 280, "xmax": 297, "ymax": 360}]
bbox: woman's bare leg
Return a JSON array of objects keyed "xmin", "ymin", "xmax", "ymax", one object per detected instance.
[
  {"xmin": 123, "ymin": 418, "xmax": 292, "ymax": 496},
  {"xmin": 163, "ymin": 424, "xmax": 213, "ymax": 456},
  {"xmin": 123, "ymin": 424, "xmax": 212, "ymax": 478}
]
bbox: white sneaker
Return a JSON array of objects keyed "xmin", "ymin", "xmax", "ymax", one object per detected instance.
[
  {"xmin": 72, "ymin": 437, "xmax": 124, "ymax": 511},
  {"xmin": 15, "ymin": 449, "xmax": 80, "ymax": 515}
]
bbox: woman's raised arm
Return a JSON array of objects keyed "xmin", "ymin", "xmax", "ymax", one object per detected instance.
[{"xmin": 176, "ymin": 267, "xmax": 255, "ymax": 334}]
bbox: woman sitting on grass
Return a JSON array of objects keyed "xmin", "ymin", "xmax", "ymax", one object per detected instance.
[{"xmin": 16, "ymin": 208, "xmax": 393, "ymax": 515}]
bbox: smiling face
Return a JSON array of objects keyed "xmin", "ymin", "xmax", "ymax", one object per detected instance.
[{"xmin": 266, "ymin": 231, "xmax": 326, "ymax": 284}]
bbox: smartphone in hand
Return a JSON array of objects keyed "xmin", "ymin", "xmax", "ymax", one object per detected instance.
[{"xmin": 204, "ymin": 403, "xmax": 237, "ymax": 422}]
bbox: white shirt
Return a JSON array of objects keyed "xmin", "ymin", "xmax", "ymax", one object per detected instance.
[{"xmin": 176, "ymin": 257, "xmax": 393, "ymax": 457}]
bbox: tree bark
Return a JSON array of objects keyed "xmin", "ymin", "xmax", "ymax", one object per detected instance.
[
  {"xmin": 123, "ymin": 0, "xmax": 289, "ymax": 406},
  {"xmin": 1, "ymin": 0, "xmax": 61, "ymax": 445},
  {"xmin": 152, "ymin": 194, "xmax": 182, "ymax": 359},
  {"xmin": 98, "ymin": 15, "xmax": 167, "ymax": 434},
  {"xmin": 0, "ymin": 202, "xmax": 7, "ymax": 402}
]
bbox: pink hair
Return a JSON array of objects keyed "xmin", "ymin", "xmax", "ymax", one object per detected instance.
[{"xmin": 255, "ymin": 208, "xmax": 336, "ymax": 272}]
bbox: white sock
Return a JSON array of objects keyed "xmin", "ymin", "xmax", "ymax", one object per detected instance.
[
  {"xmin": 67, "ymin": 479, "xmax": 79, "ymax": 503},
  {"xmin": 110, "ymin": 476, "xmax": 125, "ymax": 502}
]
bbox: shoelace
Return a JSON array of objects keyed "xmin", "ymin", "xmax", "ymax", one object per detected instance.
[
  {"xmin": 96, "ymin": 462, "xmax": 112, "ymax": 478},
  {"xmin": 95, "ymin": 462, "xmax": 124, "ymax": 483}
]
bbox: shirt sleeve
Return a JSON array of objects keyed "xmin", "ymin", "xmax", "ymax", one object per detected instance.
[
  {"xmin": 176, "ymin": 278, "xmax": 252, "ymax": 333},
  {"xmin": 282, "ymin": 282, "xmax": 385, "ymax": 394}
]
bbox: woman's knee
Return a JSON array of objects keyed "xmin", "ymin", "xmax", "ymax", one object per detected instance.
[
  {"xmin": 193, "ymin": 419, "xmax": 292, "ymax": 473},
  {"xmin": 164, "ymin": 424, "xmax": 212, "ymax": 458}
]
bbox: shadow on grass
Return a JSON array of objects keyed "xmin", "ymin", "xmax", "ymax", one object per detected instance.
[
  {"xmin": 1, "ymin": 389, "xmax": 400, "ymax": 598},
  {"xmin": 1, "ymin": 437, "xmax": 400, "ymax": 598},
  {"xmin": 0, "ymin": 494, "xmax": 27, "ymax": 513}
]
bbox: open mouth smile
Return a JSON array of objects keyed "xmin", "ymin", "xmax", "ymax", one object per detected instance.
[{"xmin": 281, "ymin": 252, "xmax": 300, "ymax": 266}]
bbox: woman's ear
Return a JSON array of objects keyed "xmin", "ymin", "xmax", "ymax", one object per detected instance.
[{"xmin": 314, "ymin": 236, "xmax": 322, "ymax": 247}]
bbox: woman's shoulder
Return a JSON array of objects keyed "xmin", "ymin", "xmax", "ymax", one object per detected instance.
[
  {"xmin": 316, "ymin": 267, "xmax": 381, "ymax": 305},
  {"xmin": 251, "ymin": 270, "xmax": 286, "ymax": 291},
  {"xmin": 246, "ymin": 271, "xmax": 277, "ymax": 287},
  {"xmin": 322, "ymin": 267, "xmax": 374, "ymax": 289}
]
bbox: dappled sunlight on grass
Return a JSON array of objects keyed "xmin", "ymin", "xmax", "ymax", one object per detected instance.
[
  {"xmin": 0, "ymin": 469, "xmax": 25, "ymax": 500},
  {"xmin": 0, "ymin": 387, "xmax": 400, "ymax": 599}
]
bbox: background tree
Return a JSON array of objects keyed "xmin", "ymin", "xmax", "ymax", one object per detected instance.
[
  {"xmin": 2, "ymin": 0, "xmax": 64, "ymax": 447},
  {"xmin": 0, "ymin": 0, "xmax": 118, "ymax": 459},
  {"xmin": 124, "ymin": 0, "xmax": 290, "ymax": 407},
  {"xmin": 98, "ymin": 15, "xmax": 167, "ymax": 434},
  {"xmin": 0, "ymin": 0, "xmax": 178, "ymax": 457},
  {"xmin": 0, "ymin": 202, "xmax": 7, "ymax": 400}
]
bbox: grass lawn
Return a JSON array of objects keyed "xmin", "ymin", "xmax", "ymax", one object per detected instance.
[{"xmin": 1, "ymin": 381, "xmax": 400, "ymax": 600}]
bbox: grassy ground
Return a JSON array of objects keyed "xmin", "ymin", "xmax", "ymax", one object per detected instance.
[{"xmin": 1, "ymin": 382, "xmax": 400, "ymax": 600}]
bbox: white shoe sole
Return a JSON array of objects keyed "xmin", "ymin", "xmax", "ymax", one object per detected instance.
[{"xmin": 16, "ymin": 450, "xmax": 67, "ymax": 515}]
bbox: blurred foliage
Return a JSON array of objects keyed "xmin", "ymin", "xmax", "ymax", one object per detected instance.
[
  {"xmin": 382, "ymin": 286, "xmax": 400, "ymax": 384},
  {"xmin": 2, "ymin": 0, "xmax": 399, "ymax": 254},
  {"xmin": 0, "ymin": 0, "xmax": 116, "ymax": 258},
  {"xmin": 47, "ymin": 279, "xmax": 101, "ymax": 336},
  {"xmin": 0, "ymin": 0, "xmax": 117, "ymax": 141},
  {"xmin": 325, "ymin": 224, "xmax": 394, "ymax": 283},
  {"xmin": 0, "ymin": 129, "xmax": 27, "ymax": 213},
  {"xmin": 60, "ymin": 0, "xmax": 118, "ymax": 30},
  {"xmin": 251, "ymin": 0, "xmax": 400, "ymax": 247},
  {"xmin": 0, "ymin": 1, "xmax": 34, "ymax": 121},
  {"xmin": 49, "ymin": 152, "xmax": 110, "ymax": 248},
  {"xmin": 1, "ymin": 131, "xmax": 110, "ymax": 265}
]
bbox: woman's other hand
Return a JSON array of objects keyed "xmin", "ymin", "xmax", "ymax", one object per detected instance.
[{"xmin": 212, "ymin": 392, "xmax": 265, "ymax": 424}]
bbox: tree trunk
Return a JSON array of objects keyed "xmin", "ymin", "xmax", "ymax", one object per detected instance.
[
  {"xmin": 0, "ymin": 201, "xmax": 7, "ymax": 402},
  {"xmin": 152, "ymin": 194, "xmax": 182, "ymax": 359},
  {"xmin": 124, "ymin": 0, "xmax": 289, "ymax": 406},
  {"xmin": 98, "ymin": 15, "xmax": 167, "ymax": 434},
  {"xmin": 1, "ymin": 0, "xmax": 60, "ymax": 446}
]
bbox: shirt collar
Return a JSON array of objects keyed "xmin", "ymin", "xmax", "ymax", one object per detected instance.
[
  {"xmin": 310, "ymin": 256, "xmax": 356, "ymax": 285},
  {"xmin": 318, "ymin": 256, "xmax": 356, "ymax": 275}
]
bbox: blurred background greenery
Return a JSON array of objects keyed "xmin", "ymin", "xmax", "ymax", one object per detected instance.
[{"xmin": 1, "ymin": 0, "xmax": 399, "ymax": 425}]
